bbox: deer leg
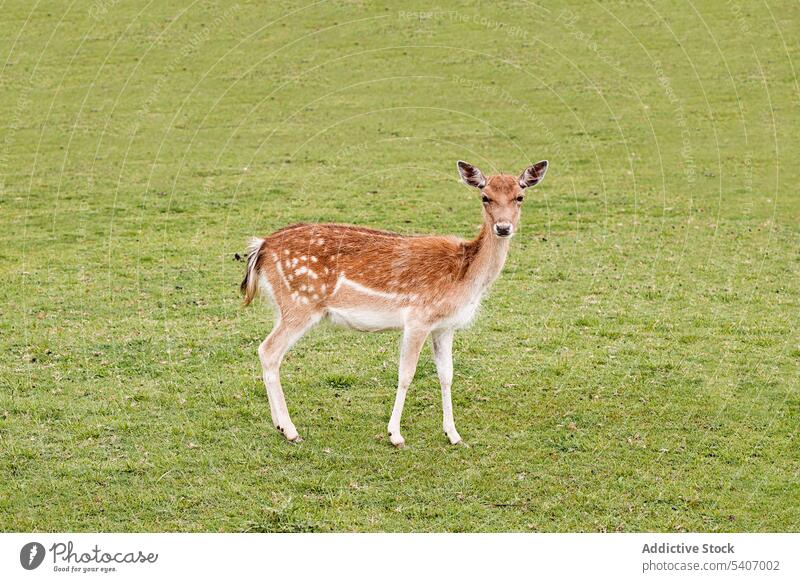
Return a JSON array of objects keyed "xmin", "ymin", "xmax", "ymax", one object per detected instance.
[
  {"xmin": 258, "ymin": 314, "xmax": 318, "ymax": 442},
  {"xmin": 432, "ymin": 328, "xmax": 463, "ymax": 445},
  {"xmin": 388, "ymin": 325, "xmax": 430, "ymax": 448}
]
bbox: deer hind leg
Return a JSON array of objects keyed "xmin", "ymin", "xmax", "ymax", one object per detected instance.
[
  {"xmin": 258, "ymin": 311, "xmax": 319, "ymax": 442},
  {"xmin": 432, "ymin": 328, "xmax": 463, "ymax": 445},
  {"xmin": 387, "ymin": 325, "xmax": 430, "ymax": 448}
]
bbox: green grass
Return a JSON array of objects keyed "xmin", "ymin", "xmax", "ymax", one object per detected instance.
[{"xmin": 1, "ymin": 0, "xmax": 798, "ymax": 532}]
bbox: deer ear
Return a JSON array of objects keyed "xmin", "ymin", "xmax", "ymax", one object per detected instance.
[
  {"xmin": 519, "ymin": 160, "xmax": 548, "ymax": 189},
  {"xmin": 457, "ymin": 161, "xmax": 486, "ymax": 189}
]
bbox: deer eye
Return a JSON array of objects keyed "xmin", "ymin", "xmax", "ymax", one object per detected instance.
[
  {"xmin": 516, "ymin": 195, "xmax": 525, "ymax": 203},
  {"xmin": 481, "ymin": 195, "xmax": 490, "ymax": 204}
]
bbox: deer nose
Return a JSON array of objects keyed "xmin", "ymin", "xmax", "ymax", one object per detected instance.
[{"xmin": 494, "ymin": 223, "xmax": 513, "ymax": 237}]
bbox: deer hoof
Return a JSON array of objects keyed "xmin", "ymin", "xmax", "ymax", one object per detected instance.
[
  {"xmin": 277, "ymin": 424, "xmax": 300, "ymax": 442},
  {"xmin": 446, "ymin": 431, "xmax": 464, "ymax": 446},
  {"xmin": 389, "ymin": 433, "xmax": 405, "ymax": 448}
]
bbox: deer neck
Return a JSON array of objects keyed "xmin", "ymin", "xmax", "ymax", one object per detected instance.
[{"xmin": 463, "ymin": 222, "xmax": 510, "ymax": 293}]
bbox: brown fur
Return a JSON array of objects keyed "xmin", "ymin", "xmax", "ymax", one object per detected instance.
[
  {"xmin": 240, "ymin": 160, "xmax": 547, "ymax": 445},
  {"xmin": 240, "ymin": 172, "xmax": 530, "ymax": 314}
]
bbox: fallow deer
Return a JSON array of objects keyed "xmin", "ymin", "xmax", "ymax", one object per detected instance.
[{"xmin": 241, "ymin": 160, "xmax": 548, "ymax": 447}]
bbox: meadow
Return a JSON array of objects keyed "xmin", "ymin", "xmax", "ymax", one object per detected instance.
[{"xmin": 1, "ymin": 0, "xmax": 798, "ymax": 532}]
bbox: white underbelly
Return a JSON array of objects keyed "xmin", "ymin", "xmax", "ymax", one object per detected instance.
[{"xmin": 327, "ymin": 306, "xmax": 406, "ymax": 332}]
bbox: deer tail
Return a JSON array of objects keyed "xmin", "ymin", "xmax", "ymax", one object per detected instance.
[{"xmin": 240, "ymin": 237, "xmax": 264, "ymax": 306}]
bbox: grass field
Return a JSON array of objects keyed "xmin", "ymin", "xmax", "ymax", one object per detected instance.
[{"xmin": 1, "ymin": 0, "xmax": 798, "ymax": 532}]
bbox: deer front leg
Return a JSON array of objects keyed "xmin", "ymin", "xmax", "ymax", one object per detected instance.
[
  {"xmin": 432, "ymin": 328, "xmax": 463, "ymax": 445},
  {"xmin": 388, "ymin": 325, "xmax": 430, "ymax": 448}
]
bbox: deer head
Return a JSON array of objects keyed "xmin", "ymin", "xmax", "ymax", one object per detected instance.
[{"xmin": 457, "ymin": 160, "xmax": 548, "ymax": 238}]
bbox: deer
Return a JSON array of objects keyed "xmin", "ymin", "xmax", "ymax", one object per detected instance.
[{"xmin": 240, "ymin": 160, "xmax": 548, "ymax": 447}]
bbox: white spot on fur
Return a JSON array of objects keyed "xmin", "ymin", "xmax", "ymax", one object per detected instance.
[
  {"xmin": 291, "ymin": 257, "xmax": 298, "ymax": 267},
  {"xmin": 312, "ymin": 293, "xmax": 319, "ymax": 300},
  {"xmin": 295, "ymin": 266, "xmax": 308, "ymax": 276},
  {"xmin": 300, "ymin": 255, "xmax": 307, "ymax": 261},
  {"xmin": 311, "ymin": 256, "xmax": 318, "ymax": 263},
  {"xmin": 307, "ymin": 268, "xmax": 318, "ymax": 280},
  {"xmin": 283, "ymin": 249, "xmax": 289, "ymax": 255},
  {"xmin": 274, "ymin": 262, "xmax": 291, "ymax": 290},
  {"xmin": 300, "ymin": 296, "xmax": 309, "ymax": 305}
]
